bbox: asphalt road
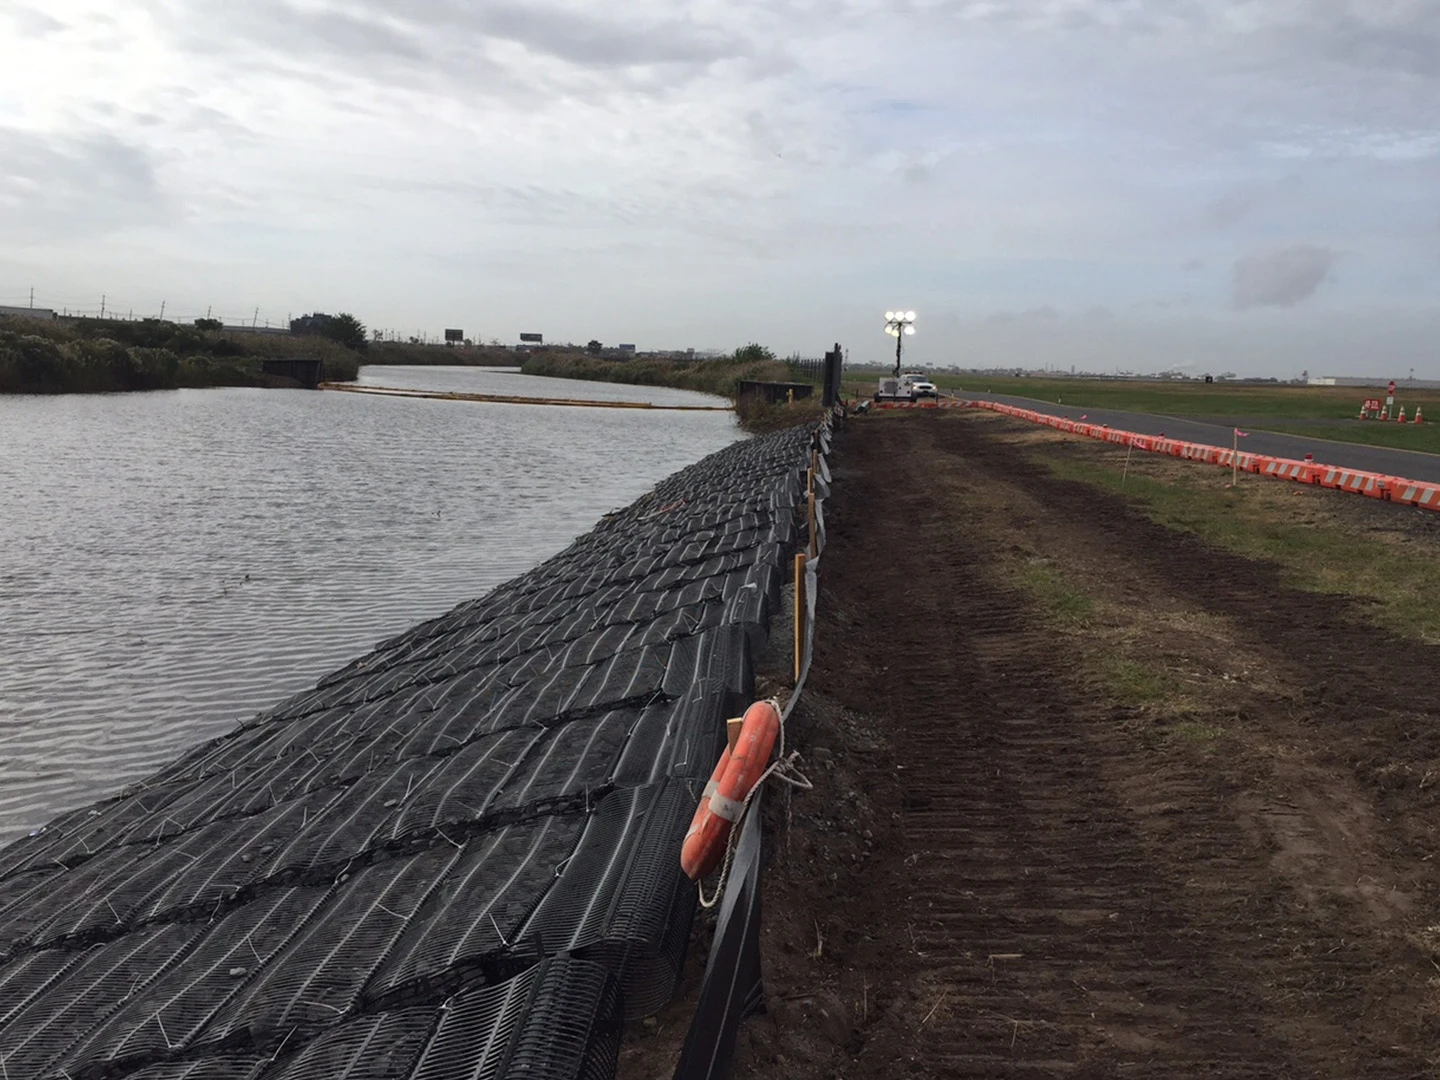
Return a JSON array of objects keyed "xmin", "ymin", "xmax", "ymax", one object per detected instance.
[{"xmin": 961, "ymin": 392, "xmax": 1440, "ymax": 485}]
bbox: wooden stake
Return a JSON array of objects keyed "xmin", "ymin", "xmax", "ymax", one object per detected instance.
[
  {"xmin": 1232, "ymin": 427, "xmax": 1239, "ymax": 488},
  {"xmin": 794, "ymin": 552, "xmax": 806, "ymax": 684},
  {"xmin": 1121, "ymin": 441, "xmax": 1134, "ymax": 489},
  {"xmin": 726, "ymin": 716, "xmax": 744, "ymax": 754}
]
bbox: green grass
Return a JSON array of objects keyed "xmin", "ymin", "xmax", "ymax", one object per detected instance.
[
  {"xmin": 1248, "ymin": 422, "xmax": 1440, "ymax": 455},
  {"xmin": 1095, "ymin": 656, "xmax": 1173, "ymax": 706},
  {"xmin": 914, "ymin": 373, "xmax": 1440, "ymax": 455},
  {"xmin": 521, "ymin": 352, "xmax": 790, "ymax": 399},
  {"xmin": 1038, "ymin": 454, "xmax": 1440, "ymax": 643},
  {"xmin": 1167, "ymin": 719, "xmax": 1225, "ymax": 745},
  {"xmin": 931, "ymin": 372, "xmax": 1436, "ymax": 418},
  {"xmin": 1013, "ymin": 560, "xmax": 1097, "ymax": 625}
]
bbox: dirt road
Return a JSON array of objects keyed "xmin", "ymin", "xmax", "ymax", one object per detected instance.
[{"xmin": 737, "ymin": 412, "xmax": 1440, "ymax": 1078}]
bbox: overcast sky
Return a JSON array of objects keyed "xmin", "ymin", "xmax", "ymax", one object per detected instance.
[{"xmin": 1, "ymin": 1, "xmax": 1436, "ymax": 376}]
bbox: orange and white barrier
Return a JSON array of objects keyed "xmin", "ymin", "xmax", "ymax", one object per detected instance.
[
  {"xmin": 873, "ymin": 398, "xmax": 969, "ymax": 409},
  {"xmin": 959, "ymin": 399, "xmax": 1440, "ymax": 515}
]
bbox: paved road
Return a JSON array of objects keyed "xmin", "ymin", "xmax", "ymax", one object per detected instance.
[{"xmin": 961, "ymin": 392, "xmax": 1440, "ymax": 484}]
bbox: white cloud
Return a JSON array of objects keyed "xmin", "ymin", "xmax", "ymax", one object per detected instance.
[{"xmin": 0, "ymin": 0, "xmax": 1436, "ymax": 371}]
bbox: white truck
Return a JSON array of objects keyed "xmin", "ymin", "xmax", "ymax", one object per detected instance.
[{"xmin": 876, "ymin": 370, "xmax": 934, "ymax": 402}]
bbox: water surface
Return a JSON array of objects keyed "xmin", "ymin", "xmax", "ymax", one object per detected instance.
[{"xmin": 0, "ymin": 369, "xmax": 738, "ymax": 843}]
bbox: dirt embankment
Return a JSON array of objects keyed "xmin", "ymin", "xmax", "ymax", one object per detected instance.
[{"xmin": 736, "ymin": 412, "xmax": 1440, "ymax": 1078}]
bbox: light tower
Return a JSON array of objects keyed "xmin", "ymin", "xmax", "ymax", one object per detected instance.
[{"xmin": 883, "ymin": 310, "xmax": 916, "ymax": 377}]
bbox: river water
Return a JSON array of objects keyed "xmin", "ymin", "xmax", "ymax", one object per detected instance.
[{"xmin": 0, "ymin": 367, "xmax": 739, "ymax": 844}]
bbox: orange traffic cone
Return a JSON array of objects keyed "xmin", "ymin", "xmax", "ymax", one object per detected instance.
[
  {"xmin": 1382, "ymin": 406, "xmax": 1390, "ymax": 420},
  {"xmin": 1416, "ymin": 407, "xmax": 1425, "ymax": 425},
  {"xmin": 1358, "ymin": 403, "xmax": 1367, "ymax": 419},
  {"xmin": 1398, "ymin": 406, "xmax": 1407, "ymax": 424}
]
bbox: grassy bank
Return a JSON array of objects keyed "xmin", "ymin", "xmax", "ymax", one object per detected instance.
[
  {"xmin": 1027, "ymin": 435, "xmax": 1440, "ymax": 643},
  {"xmin": 367, "ymin": 342, "xmax": 520, "ymax": 367},
  {"xmin": 521, "ymin": 350, "xmax": 828, "ymax": 431},
  {"xmin": 520, "ymin": 352, "xmax": 790, "ymax": 398},
  {"xmin": 934, "ymin": 374, "xmax": 1440, "ymax": 454},
  {"xmin": 0, "ymin": 315, "xmax": 362, "ymax": 394}
]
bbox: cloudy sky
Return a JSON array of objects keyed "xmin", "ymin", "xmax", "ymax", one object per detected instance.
[{"xmin": 1, "ymin": 0, "xmax": 1436, "ymax": 376}]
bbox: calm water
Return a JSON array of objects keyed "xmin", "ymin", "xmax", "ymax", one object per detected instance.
[{"xmin": 0, "ymin": 367, "xmax": 739, "ymax": 844}]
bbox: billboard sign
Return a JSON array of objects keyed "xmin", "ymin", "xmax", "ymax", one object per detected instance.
[
  {"xmin": 444, "ymin": 328, "xmax": 463, "ymax": 343},
  {"xmin": 519, "ymin": 332, "xmax": 543, "ymax": 343},
  {"xmin": 617, "ymin": 343, "xmax": 636, "ymax": 353}
]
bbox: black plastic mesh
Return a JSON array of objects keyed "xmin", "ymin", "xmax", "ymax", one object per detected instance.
[
  {"xmin": 110, "ymin": 1057, "xmax": 269, "ymax": 1080},
  {"xmin": 387, "ymin": 727, "xmax": 544, "ymax": 841},
  {"xmin": 0, "ymin": 845, "xmax": 150, "ymax": 953},
  {"xmin": 258, "ymin": 757, "xmax": 442, "ymax": 877},
  {"xmin": 406, "ymin": 957, "xmax": 620, "ymax": 1080},
  {"xmin": 519, "ymin": 781, "xmax": 698, "ymax": 1018},
  {"xmin": 199, "ymin": 847, "xmax": 461, "ymax": 1050},
  {"xmin": 0, "ymin": 922, "xmax": 204, "ymax": 1078},
  {"xmin": 259, "ymin": 1007, "xmax": 437, "ymax": 1080},
  {"xmin": 0, "ymin": 947, "xmax": 87, "ymax": 1029},
  {"xmin": 364, "ymin": 816, "xmax": 583, "ymax": 1005},
  {"xmin": 488, "ymin": 710, "xmax": 637, "ymax": 815},
  {"xmin": 58, "ymin": 887, "xmax": 333, "ymax": 1074}
]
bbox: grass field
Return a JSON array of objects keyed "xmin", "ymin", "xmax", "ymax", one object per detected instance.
[
  {"xmin": 847, "ymin": 373, "xmax": 1440, "ymax": 454},
  {"xmin": 1032, "ymin": 441, "xmax": 1440, "ymax": 643}
]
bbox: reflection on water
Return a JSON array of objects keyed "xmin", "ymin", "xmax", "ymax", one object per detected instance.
[{"xmin": 0, "ymin": 369, "xmax": 739, "ymax": 843}]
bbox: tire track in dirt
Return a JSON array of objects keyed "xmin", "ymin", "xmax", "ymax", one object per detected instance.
[
  {"xmin": 873, "ymin": 478, "xmax": 1303, "ymax": 1076},
  {"xmin": 748, "ymin": 413, "xmax": 1439, "ymax": 1078}
]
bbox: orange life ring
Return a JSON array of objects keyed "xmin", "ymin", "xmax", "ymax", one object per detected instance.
[{"xmin": 681, "ymin": 699, "xmax": 781, "ymax": 880}]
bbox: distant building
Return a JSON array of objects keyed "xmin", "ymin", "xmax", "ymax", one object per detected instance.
[
  {"xmin": 617, "ymin": 343, "xmax": 636, "ymax": 354},
  {"xmin": 290, "ymin": 313, "xmax": 334, "ymax": 336},
  {"xmin": 0, "ymin": 305, "xmax": 57, "ymax": 321}
]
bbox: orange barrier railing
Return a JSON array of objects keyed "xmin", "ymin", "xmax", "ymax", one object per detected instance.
[{"xmin": 962, "ymin": 400, "xmax": 1440, "ymax": 513}]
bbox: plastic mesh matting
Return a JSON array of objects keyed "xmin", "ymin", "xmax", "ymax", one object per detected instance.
[
  {"xmin": 258, "ymin": 1006, "xmax": 437, "ymax": 1080},
  {"xmin": 109, "ymin": 1057, "xmax": 270, "ymax": 1080},
  {"xmin": 0, "ymin": 922, "xmax": 204, "ymax": 1078},
  {"xmin": 519, "ymin": 780, "xmax": 698, "ymax": 1018},
  {"xmin": 57, "ymin": 886, "xmax": 333, "ymax": 1074},
  {"xmin": 406, "ymin": 956, "xmax": 620, "ymax": 1080},
  {"xmin": 364, "ymin": 815, "xmax": 582, "ymax": 1006},
  {"xmin": 196, "ymin": 847, "xmax": 457, "ymax": 1050}
]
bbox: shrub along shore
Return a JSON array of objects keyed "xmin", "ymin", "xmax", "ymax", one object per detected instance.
[
  {"xmin": 520, "ymin": 346, "xmax": 826, "ymax": 432},
  {"xmin": 0, "ymin": 315, "xmax": 366, "ymax": 394}
]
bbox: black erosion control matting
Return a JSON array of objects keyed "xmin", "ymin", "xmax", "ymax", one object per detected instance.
[{"xmin": 0, "ymin": 423, "xmax": 816, "ymax": 1080}]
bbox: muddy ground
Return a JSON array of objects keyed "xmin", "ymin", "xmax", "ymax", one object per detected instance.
[{"xmin": 730, "ymin": 411, "xmax": 1440, "ymax": 1078}]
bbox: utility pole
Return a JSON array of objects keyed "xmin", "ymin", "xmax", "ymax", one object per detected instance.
[
  {"xmin": 29, "ymin": 287, "xmax": 33, "ymax": 309},
  {"xmin": 100, "ymin": 294, "xmax": 106, "ymax": 318},
  {"xmin": 253, "ymin": 307, "xmax": 259, "ymax": 328},
  {"xmin": 159, "ymin": 300, "xmax": 166, "ymax": 320}
]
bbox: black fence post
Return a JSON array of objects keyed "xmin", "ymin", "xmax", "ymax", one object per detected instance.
[{"xmin": 822, "ymin": 344, "xmax": 843, "ymax": 407}]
